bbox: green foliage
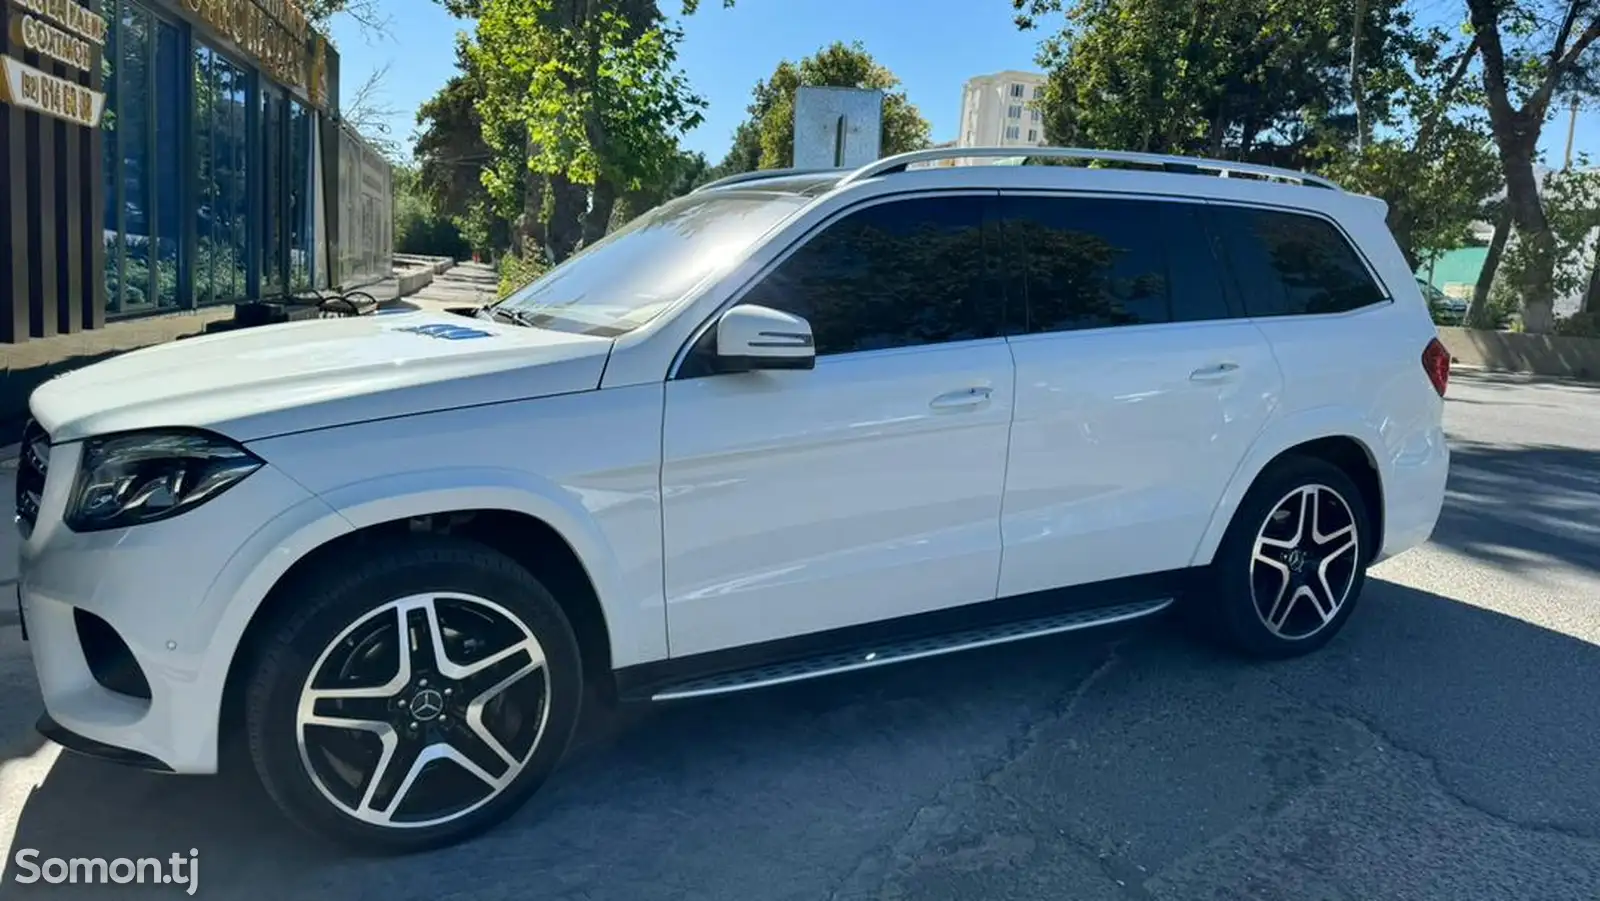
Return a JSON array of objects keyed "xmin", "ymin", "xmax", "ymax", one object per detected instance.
[
  {"xmin": 497, "ymin": 249, "xmax": 549, "ymax": 297},
  {"xmin": 469, "ymin": 0, "xmax": 707, "ymax": 191},
  {"xmin": 394, "ymin": 167, "xmax": 472, "ymax": 260},
  {"xmin": 1497, "ymin": 168, "xmax": 1600, "ymax": 311},
  {"xmin": 1554, "ymin": 310, "xmax": 1600, "ymax": 337},
  {"xmin": 1016, "ymin": 0, "xmax": 1501, "ymax": 268}
]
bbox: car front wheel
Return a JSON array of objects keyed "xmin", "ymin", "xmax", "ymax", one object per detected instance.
[{"xmin": 242, "ymin": 536, "xmax": 583, "ymax": 853}]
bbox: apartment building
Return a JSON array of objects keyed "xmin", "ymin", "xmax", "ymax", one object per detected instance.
[{"xmin": 956, "ymin": 70, "xmax": 1049, "ymax": 149}]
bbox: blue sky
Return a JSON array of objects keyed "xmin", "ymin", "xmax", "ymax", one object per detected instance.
[{"xmin": 328, "ymin": 0, "xmax": 1596, "ymax": 167}]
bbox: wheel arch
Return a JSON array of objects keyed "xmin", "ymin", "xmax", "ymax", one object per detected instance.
[
  {"xmin": 1191, "ymin": 414, "xmax": 1387, "ymax": 568},
  {"xmin": 210, "ymin": 476, "xmax": 655, "ymax": 761}
]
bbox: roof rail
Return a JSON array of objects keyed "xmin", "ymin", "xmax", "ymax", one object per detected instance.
[
  {"xmin": 692, "ymin": 167, "xmax": 846, "ymax": 194},
  {"xmin": 838, "ymin": 146, "xmax": 1343, "ymax": 191}
]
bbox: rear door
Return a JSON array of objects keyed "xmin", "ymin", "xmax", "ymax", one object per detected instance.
[
  {"xmin": 995, "ymin": 193, "xmax": 1284, "ymax": 598},
  {"xmin": 1203, "ymin": 202, "xmax": 1403, "ymax": 419}
]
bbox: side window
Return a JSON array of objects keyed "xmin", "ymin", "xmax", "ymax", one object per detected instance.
[
  {"xmin": 739, "ymin": 196, "xmax": 1001, "ymax": 356},
  {"xmin": 1003, "ymin": 195, "xmax": 1172, "ymax": 332},
  {"xmin": 1209, "ymin": 204, "xmax": 1387, "ymax": 317}
]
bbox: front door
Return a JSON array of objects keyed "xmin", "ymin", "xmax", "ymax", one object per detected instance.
[{"xmin": 660, "ymin": 193, "xmax": 1016, "ymax": 658}]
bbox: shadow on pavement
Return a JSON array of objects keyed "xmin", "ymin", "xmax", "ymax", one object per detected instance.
[
  {"xmin": 5, "ymin": 575, "xmax": 1600, "ymax": 899},
  {"xmin": 1436, "ymin": 440, "xmax": 1600, "ymax": 574}
]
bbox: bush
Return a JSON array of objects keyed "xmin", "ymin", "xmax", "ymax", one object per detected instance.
[
  {"xmin": 394, "ymin": 196, "xmax": 470, "ymax": 260},
  {"xmin": 1554, "ymin": 310, "xmax": 1600, "ymax": 338},
  {"xmin": 1465, "ymin": 277, "xmax": 1521, "ymax": 330},
  {"xmin": 497, "ymin": 250, "xmax": 548, "ymax": 298}
]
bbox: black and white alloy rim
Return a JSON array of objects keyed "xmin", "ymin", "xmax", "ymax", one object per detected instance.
[
  {"xmin": 295, "ymin": 593, "xmax": 551, "ymax": 829},
  {"xmin": 1250, "ymin": 484, "xmax": 1361, "ymax": 641}
]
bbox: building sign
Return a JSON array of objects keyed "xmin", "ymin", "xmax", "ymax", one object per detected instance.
[
  {"xmin": 183, "ymin": 0, "xmax": 328, "ymax": 109},
  {"xmin": 0, "ymin": 55, "xmax": 105, "ymax": 127},
  {"xmin": 9, "ymin": 0, "xmax": 106, "ymax": 46},
  {"xmin": 11, "ymin": 13, "xmax": 94, "ymax": 71}
]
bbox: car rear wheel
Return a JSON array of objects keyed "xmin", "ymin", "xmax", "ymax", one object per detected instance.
[
  {"xmin": 242, "ymin": 536, "xmax": 583, "ymax": 853},
  {"xmin": 1195, "ymin": 456, "xmax": 1373, "ymax": 659}
]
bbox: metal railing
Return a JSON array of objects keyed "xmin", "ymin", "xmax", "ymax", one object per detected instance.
[{"xmin": 838, "ymin": 146, "xmax": 1343, "ymax": 190}]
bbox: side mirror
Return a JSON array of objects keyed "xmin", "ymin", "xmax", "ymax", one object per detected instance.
[{"xmin": 714, "ymin": 304, "xmax": 815, "ymax": 373}]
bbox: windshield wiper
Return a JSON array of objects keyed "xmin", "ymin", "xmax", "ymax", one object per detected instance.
[{"xmin": 486, "ymin": 305, "xmax": 539, "ymax": 329}]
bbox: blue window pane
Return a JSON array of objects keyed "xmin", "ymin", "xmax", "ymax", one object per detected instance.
[
  {"xmin": 153, "ymin": 16, "xmax": 181, "ymax": 307},
  {"xmin": 101, "ymin": 2, "xmax": 122, "ymax": 312},
  {"xmin": 261, "ymin": 88, "xmax": 286, "ymax": 296},
  {"xmin": 289, "ymin": 100, "xmax": 313, "ymax": 291},
  {"xmin": 195, "ymin": 44, "xmax": 252, "ymax": 304},
  {"xmin": 104, "ymin": 1, "xmax": 181, "ymax": 317}
]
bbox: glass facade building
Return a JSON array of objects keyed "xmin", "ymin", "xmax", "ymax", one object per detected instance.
[{"xmin": 1, "ymin": 0, "xmax": 375, "ymax": 343}]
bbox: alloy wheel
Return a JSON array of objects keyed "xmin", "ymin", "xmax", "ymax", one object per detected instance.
[
  {"xmin": 295, "ymin": 592, "xmax": 551, "ymax": 829},
  {"xmin": 1249, "ymin": 484, "xmax": 1361, "ymax": 641}
]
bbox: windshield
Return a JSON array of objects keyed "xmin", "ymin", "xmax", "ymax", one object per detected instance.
[{"xmin": 490, "ymin": 191, "xmax": 809, "ymax": 337}]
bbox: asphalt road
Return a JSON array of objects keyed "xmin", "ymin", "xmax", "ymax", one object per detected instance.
[{"xmin": 0, "ymin": 369, "xmax": 1597, "ymax": 900}]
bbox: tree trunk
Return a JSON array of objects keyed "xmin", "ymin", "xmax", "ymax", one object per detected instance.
[
  {"xmin": 1582, "ymin": 231, "xmax": 1600, "ymax": 314},
  {"xmin": 583, "ymin": 178, "xmax": 618, "ymax": 248},
  {"xmin": 516, "ymin": 154, "xmax": 547, "ymax": 259},
  {"xmin": 1501, "ymin": 140, "xmax": 1559, "ymax": 332},
  {"xmin": 545, "ymin": 174, "xmax": 587, "ymax": 263},
  {"xmin": 1468, "ymin": 207, "xmax": 1512, "ymax": 328}
]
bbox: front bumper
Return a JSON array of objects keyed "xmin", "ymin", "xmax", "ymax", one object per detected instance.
[
  {"xmin": 36, "ymin": 713, "xmax": 174, "ymax": 772},
  {"xmin": 19, "ymin": 439, "xmax": 350, "ymax": 774}
]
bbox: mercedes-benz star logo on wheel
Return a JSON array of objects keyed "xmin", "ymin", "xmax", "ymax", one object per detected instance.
[{"xmin": 410, "ymin": 688, "xmax": 445, "ymax": 721}]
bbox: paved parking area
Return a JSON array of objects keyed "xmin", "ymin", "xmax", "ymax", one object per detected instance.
[{"xmin": 0, "ymin": 370, "xmax": 1597, "ymax": 900}]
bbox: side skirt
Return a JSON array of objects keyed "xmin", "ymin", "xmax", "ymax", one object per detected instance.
[{"xmin": 615, "ymin": 568, "xmax": 1196, "ymax": 703}]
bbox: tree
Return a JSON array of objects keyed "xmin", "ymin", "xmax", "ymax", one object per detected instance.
[
  {"xmin": 1013, "ymin": 0, "xmax": 1500, "ymax": 269},
  {"xmin": 342, "ymin": 63, "xmax": 404, "ymax": 160},
  {"xmin": 1463, "ymin": 0, "xmax": 1600, "ymax": 332},
  {"xmin": 414, "ymin": 43, "xmax": 511, "ymax": 257},
  {"xmin": 459, "ymin": 0, "xmax": 714, "ymax": 261},
  {"xmin": 717, "ymin": 41, "xmax": 931, "ymax": 174}
]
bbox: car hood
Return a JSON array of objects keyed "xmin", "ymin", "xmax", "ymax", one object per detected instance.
[{"xmin": 30, "ymin": 310, "xmax": 614, "ymax": 443}]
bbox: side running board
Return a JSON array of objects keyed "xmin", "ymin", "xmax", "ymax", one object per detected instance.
[{"xmin": 651, "ymin": 597, "xmax": 1174, "ymax": 702}]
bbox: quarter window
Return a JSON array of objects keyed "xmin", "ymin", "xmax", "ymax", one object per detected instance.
[
  {"xmin": 1209, "ymin": 205, "xmax": 1386, "ymax": 317},
  {"xmin": 739, "ymin": 196, "xmax": 1001, "ymax": 356}
]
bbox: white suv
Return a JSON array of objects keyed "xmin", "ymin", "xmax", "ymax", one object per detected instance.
[{"xmin": 15, "ymin": 147, "xmax": 1450, "ymax": 852}]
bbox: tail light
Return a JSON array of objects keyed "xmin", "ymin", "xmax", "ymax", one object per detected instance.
[{"xmin": 1422, "ymin": 337, "xmax": 1450, "ymax": 397}]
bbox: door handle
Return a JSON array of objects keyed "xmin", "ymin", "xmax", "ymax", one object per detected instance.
[
  {"xmin": 930, "ymin": 386, "xmax": 994, "ymax": 410},
  {"xmin": 1189, "ymin": 362, "xmax": 1240, "ymax": 382}
]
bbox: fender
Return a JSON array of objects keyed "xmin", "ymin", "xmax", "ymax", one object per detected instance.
[
  {"xmin": 179, "ymin": 467, "xmax": 659, "ymax": 773},
  {"xmin": 310, "ymin": 466, "xmax": 656, "ymax": 668},
  {"xmin": 1188, "ymin": 404, "xmax": 1387, "ymax": 567}
]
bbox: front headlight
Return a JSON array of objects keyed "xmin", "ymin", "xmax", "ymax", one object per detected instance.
[{"xmin": 65, "ymin": 430, "xmax": 263, "ymax": 532}]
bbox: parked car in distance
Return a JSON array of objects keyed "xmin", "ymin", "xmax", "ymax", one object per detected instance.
[
  {"xmin": 1418, "ymin": 277, "xmax": 1468, "ymax": 323},
  {"xmin": 15, "ymin": 146, "xmax": 1450, "ymax": 853}
]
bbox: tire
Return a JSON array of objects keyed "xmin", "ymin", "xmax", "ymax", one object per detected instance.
[
  {"xmin": 1194, "ymin": 455, "xmax": 1374, "ymax": 659},
  {"xmin": 242, "ymin": 535, "xmax": 583, "ymax": 854}
]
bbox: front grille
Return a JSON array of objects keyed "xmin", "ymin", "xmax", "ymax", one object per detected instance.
[{"xmin": 15, "ymin": 420, "xmax": 49, "ymax": 538}]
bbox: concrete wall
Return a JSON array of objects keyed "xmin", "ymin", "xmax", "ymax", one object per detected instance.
[{"xmin": 1437, "ymin": 326, "xmax": 1600, "ymax": 381}]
